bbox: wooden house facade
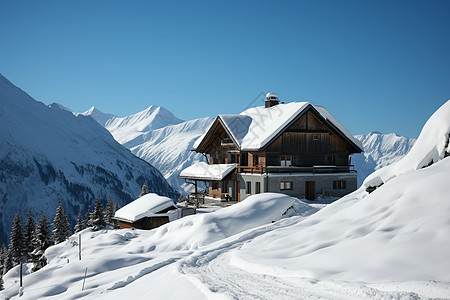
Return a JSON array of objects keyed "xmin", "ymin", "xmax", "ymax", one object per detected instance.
[{"xmin": 180, "ymin": 93, "xmax": 363, "ymax": 201}]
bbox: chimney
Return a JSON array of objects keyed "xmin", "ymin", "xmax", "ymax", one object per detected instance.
[{"xmin": 265, "ymin": 93, "xmax": 280, "ymax": 108}]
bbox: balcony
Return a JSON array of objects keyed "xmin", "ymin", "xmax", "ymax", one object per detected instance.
[
  {"xmin": 237, "ymin": 165, "xmax": 356, "ymax": 174},
  {"xmin": 187, "ymin": 188, "xmax": 232, "ymax": 208}
]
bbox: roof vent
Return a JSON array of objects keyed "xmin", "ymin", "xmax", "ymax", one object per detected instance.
[{"xmin": 265, "ymin": 92, "xmax": 280, "ymax": 108}]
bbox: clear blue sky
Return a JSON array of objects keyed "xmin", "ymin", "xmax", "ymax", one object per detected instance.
[{"xmin": 1, "ymin": 0, "xmax": 449, "ymax": 138}]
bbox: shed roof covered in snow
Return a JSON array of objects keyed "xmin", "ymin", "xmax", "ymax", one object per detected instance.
[
  {"xmin": 193, "ymin": 102, "xmax": 362, "ymax": 152},
  {"xmin": 114, "ymin": 193, "xmax": 177, "ymax": 222},
  {"xmin": 179, "ymin": 162, "xmax": 237, "ymax": 181}
]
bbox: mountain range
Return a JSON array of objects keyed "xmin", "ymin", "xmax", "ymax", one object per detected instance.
[
  {"xmin": 81, "ymin": 107, "xmax": 214, "ymax": 194},
  {"xmin": 353, "ymin": 132, "xmax": 416, "ymax": 186},
  {"xmin": 0, "ymin": 74, "xmax": 178, "ymax": 244}
]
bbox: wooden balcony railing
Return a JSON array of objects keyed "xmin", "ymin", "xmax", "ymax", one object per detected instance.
[
  {"xmin": 237, "ymin": 165, "xmax": 356, "ymax": 174},
  {"xmin": 208, "ymin": 187, "xmax": 231, "ymax": 200}
]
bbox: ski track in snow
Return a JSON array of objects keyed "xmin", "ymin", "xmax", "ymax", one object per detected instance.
[
  {"xmin": 107, "ymin": 257, "xmax": 180, "ymax": 291},
  {"xmin": 176, "ymin": 218, "xmax": 446, "ymax": 300}
]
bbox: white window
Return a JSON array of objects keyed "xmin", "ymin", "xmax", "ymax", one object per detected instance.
[
  {"xmin": 281, "ymin": 155, "xmax": 292, "ymax": 167},
  {"xmin": 280, "ymin": 181, "xmax": 292, "ymax": 190}
]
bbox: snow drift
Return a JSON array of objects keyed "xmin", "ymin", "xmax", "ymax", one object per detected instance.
[{"xmin": 145, "ymin": 193, "xmax": 298, "ymax": 252}]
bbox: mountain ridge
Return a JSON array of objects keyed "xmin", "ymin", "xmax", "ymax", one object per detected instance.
[
  {"xmin": 82, "ymin": 105, "xmax": 213, "ymax": 194},
  {"xmin": 352, "ymin": 131, "xmax": 416, "ymax": 186}
]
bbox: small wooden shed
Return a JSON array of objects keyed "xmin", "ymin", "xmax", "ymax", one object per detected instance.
[{"xmin": 113, "ymin": 193, "xmax": 178, "ymax": 230}]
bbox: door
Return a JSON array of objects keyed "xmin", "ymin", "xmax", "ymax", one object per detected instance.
[
  {"xmin": 237, "ymin": 181, "xmax": 240, "ymax": 202},
  {"xmin": 305, "ymin": 181, "xmax": 315, "ymax": 200}
]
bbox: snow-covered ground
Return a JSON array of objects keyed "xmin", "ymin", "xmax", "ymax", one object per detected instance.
[
  {"xmin": 3, "ymin": 167, "xmax": 449, "ymax": 299},
  {"xmin": 1, "ymin": 193, "xmax": 319, "ymax": 299}
]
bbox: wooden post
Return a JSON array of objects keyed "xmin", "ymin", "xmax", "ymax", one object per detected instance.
[
  {"xmin": 19, "ymin": 262, "xmax": 23, "ymax": 288},
  {"xmin": 82, "ymin": 267, "xmax": 88, "ymax": 291},
  {"xmin": 78, "ymin": 234, "xmax": 81, "ymax": 260},
  {"xmin": 194, "ymin": 180, "xmax": 199, "ymax": 208},
  {"xmin": 237, "ymin": 181, "xmax": 240, "ymax": 202}
]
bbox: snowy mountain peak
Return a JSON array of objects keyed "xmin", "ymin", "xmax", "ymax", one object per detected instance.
[
  {"xmin": 84, "ymin": 105, "xmax": 98, "ymax": 114},
  {"xmin": 81, "ymin": 106, "xmax": 117, "ymax": 127},
  {"xmin": 76, "ymin": 103, "xmax": 213, "ymax": 195},
  {"xmin": 101, "ymin": 105, "xmax": 184, "ymax": 145}
]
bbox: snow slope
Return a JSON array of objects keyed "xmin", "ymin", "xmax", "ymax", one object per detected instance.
[
  {"xmin": 352, "ymin": 132, "xmax": 416, "ymax": 186},
  {"xmin": 0, "ymin": 74, "xmax": 178, "ymax": 244},
  {"xmin": 233, "ymin": 157, "xmax": 450, "ymax": 282},
  {"xmin": 1, "ymin": 193, "xmax": 314, "ymax": 299}
]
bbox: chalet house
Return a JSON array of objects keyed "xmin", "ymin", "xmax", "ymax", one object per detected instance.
[
  {"xmin": 113, "ymin": 193, "xmax": 179, "ymax": 230},
  {"xmin": 180, "ymin": 93, "xmax": 363, "ymax": 202}
]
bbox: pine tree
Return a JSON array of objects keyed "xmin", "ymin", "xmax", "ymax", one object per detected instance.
[
  {"xmin": 90, "ymin": 195, "xmax": 105, "ymax": 230},
  {"xmin": 31, "ymin": 215, "xmax": 52, "ymax": 272},
  {"xmin": 139, "ymin": 184, "xmax": 149, "ymax": 197},
  {"xmin": 74, "ymin": 211, "xmax": 84, "ymax": 233},
  {"xmin": 53, "ymin": 200, "xmax": 71, "ymax": 244},
  {"xmin": 0, "ymin": 246, "xmax": 5, "ymax": 288},
  {"xmin": 0, "ymin": 244, "xmax": 6, "ymax": 271},
  {"xmin": 2, "ymin": 249, "xmax": 13, "ymax": 275},
  {"xmin": 9, "ymin": 213, "xmax": 25, "ymax": 265},
  {"xmin": 105, "ymin": 196, "xmax": 115, "ymax": 227},
  {"xmin": 25, "ymin": 209, "xmax": 36, "ymax": 261},
  {"xmin": 84, "ymin": 210, "xmax": 91, "ymax": 228}
]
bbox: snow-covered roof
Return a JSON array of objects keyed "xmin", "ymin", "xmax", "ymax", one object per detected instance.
[
  {"xmin": 114, "ymin": 193, "xmax": 177, "ymax": 222},
  {"xmin": 194, "ymin": 102, "xmax": 362, "ymax": 151},
  {"xmin": 179, "ymin": 162, "xmax": 237, "ymax": 181}
]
